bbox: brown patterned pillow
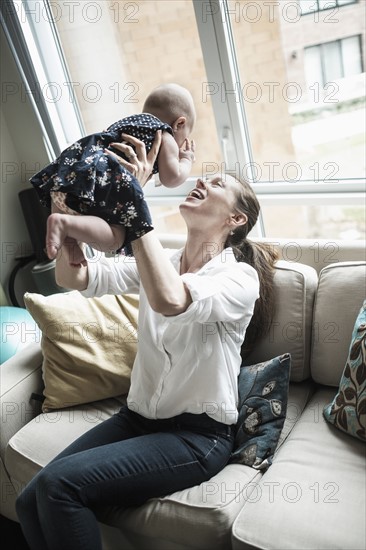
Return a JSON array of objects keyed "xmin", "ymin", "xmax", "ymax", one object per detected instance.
[{"xmin": 323, "ymin": 300, "xmax": 366, "ymax": 441}]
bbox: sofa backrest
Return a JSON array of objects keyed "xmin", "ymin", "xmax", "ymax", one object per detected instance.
[
  {"xmin": 158, "ymin": 234, "xmax": 365, "ymax": 274},
  {"xmin": 256, "ymin": 238, "xmax": 365, "ymax": 274},
  {"xmin": 311, "ymin": 261, "xmax": 366, "ymax": 387},
  {"xmin": 242, "ymin": 261, "xmax": 318, "ymax": 383}
]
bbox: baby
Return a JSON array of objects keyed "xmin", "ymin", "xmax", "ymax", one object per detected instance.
[{"xmin": 30, "ymin": 83, "xmax": 196, "ymax": 265}]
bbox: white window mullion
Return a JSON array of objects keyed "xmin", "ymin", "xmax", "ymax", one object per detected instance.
[
  {"xmin": 1, "ymin": 0, "xmax": 85, "ymax": 158},
  {"xmin": 193, "ymin": 0, "xmax": 264, "ymax": 235},
  {"xmin": 193, "ymin": 0, "xmax": 254, "ymax": 172},
  {"xmin": 25, "ymin": 0, "xmax": 85, "ymax": 148}
]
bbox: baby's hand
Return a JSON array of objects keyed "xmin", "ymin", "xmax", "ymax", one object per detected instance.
[{"xmin": 179, "ymin": 138, "xmax": 195, "ymax": 163}]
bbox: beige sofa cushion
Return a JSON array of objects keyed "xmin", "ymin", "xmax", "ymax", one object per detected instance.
[
  {"xmin": 243, "ymin": 261, "xmax": 318, "ymax": 382},
  {"xmin": 24, "ymin": 291, "xmax": 138, "ymax": 411},
  {"xmin": 311, "ymin": 262, "xmax": 366, "ymax": 387},
  {"xmin": 6, "ymin": 382, "xmax": 311, "ymax": 550},
  {"xmin": 5, "ymin": 396, "xmax": 126, "ymax": 487},
  {"xmin": 232, "ymin": 387, "xmax": 366, "ymax": 550}
]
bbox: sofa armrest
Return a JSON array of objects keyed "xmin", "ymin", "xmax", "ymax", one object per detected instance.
[{"xmin": 0, "ymin": 343, "xmax": 44, "ymax": 460}]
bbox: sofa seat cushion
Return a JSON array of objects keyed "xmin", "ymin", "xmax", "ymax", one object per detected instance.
[
  {"xmin": 5, "ymin": 396, "xmax": 126, "ymax": 488},
  {"xmin": 95, "ymin": 383, "xmax": 313, "ymax": 550},
  {"xmin": 6, "ymin": 381, "xmax": 312, "ymax": 549},
  {"xmin": 100, "ymin": 465, "xmax": 262, "ymax": 550},
  {"xmin": 232, "ymin": 387, "xmax": 366, "ymax": 550}
]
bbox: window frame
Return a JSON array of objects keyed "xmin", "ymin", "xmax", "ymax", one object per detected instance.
[
  {"xmin": 0, "ymin": 0, "xmax": 85, "ymax": 158},
  {"xmin": 2, "ymin": 0, "xmax": 364, "ymax": 239},
  {"xmin": 299, "ymin": 0, "xmax": 358, "ymax": 16}
]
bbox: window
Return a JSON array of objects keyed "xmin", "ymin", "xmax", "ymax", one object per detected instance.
[
  {"xmin": 228, "ymin": 1, "xmax": 365, "ymax": 185},
  {"xmin": 300, "ymin": 0, "xmax": 357, "ymax": 15},
  {"xmin": 305, "ymin": 36, "xmax": 363, "ymax": 87},
  {"xmin": 1, "ymin": 0, "xmax": 85, "ymax": 157},
  {"xmin": 2, "ymin": 0, "xmax": 365, "ymax": 241}
]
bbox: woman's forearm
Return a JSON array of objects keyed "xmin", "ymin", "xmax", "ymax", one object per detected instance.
[{"xmin": 131, "ymin": 231, "xmax": 191, "ymax": 316}]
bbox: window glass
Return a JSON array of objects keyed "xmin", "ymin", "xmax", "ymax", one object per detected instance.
[
  {"xmin": 262, "ymin": 202, "xmax": 365, "ymax": 241},
  {"xmin": 230, "ymin": 2, "xmax": 365, "ymax": 181},
  {"xmin": 338, "ymin": 0, "xmax": 356, "ymax": 6},
  {"xmin": 304, "ymin": 46, "xmax": 324, "ymax": 88},
  {"xmin": 50, "ymin": 0, "xmax": 221, "ymax": 171},
  {"xmin": 300, "ymin": 0, "xmax": 357, "ymax": 13},
  {"xmin": 299, "ymin": 0, "xmax": 317, "ymax": 14},
  {"xmin": 342, "ymin": 36, "xmax": 363, "ymax": 75},
  {"xmin": 49, "ymin": 0, "xmax": 223, "ymax": 235},
  {"xmin": 318, "ymin": 1, "xmax": 337, "ymax": 9},
  {"xmin": 41, "ymin": 0, "xmax": 365, "ymax": 240},
  {"xmin": 322, "ymin": 41, "xmax": 343, "ymax": 82}
]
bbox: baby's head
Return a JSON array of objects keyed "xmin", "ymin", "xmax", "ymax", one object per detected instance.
[{"xmin": 143, "ymin": 83, "xmax": 196, "ymax": 146}]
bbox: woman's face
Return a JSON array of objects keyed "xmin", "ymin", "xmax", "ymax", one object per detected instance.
[{"xmin": 179, "ymin": 174, "xmax": 242, "ymax": 230}]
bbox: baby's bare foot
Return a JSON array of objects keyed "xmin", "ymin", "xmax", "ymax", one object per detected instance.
[{"xmin": 46, "ymin": 213, "xmax": 65, "ymax": 260}]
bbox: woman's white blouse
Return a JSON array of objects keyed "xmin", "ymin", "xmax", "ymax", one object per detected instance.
[{"xmin": 82, "ymin": 248, "xmax": 259, "ymax": 425}]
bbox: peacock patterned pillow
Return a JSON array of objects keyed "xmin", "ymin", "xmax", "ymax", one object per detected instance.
[
  {"xmin": 323, "ymin": 300, "xmax": 366, "ymax": 442},
  {"xmin": 230, "ymin": 353, "xmax": 291, "ymax": 470}
]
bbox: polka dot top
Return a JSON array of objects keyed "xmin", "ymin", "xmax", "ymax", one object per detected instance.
[{"xmin": 106, "ymin": 113, "xmax": 173, "ymax": 174}]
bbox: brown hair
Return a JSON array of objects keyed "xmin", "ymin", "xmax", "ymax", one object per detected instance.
[{"xmin": 225, "ymin": 177, "xmax": 279, "ymax": 359}]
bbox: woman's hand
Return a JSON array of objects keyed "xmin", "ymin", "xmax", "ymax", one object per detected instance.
[{"xmin": 105, "ymin": 130, "xmax": 162, "ymax": 187}]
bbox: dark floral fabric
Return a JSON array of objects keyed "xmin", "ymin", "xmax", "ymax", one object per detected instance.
[
  {"xmin": 30, "ymin": 114, "xmax": 173, "ymax": 252},
  {"xmin": 323, "ymin": 300, "xmax": 366, "ymax": 442},
  {"xmin": 230, "ymin": 353, "xmax": 291, "ymax": 470}
]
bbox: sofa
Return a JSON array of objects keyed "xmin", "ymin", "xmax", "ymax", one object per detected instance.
[{"xmin": 1, "ymin": 237, "xmax": 365, "ymax": 550}]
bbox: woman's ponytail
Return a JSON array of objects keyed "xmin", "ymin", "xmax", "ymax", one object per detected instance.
[{"xmin": 225, "ymin": 177, "xmax": 279, "ymax": 359}]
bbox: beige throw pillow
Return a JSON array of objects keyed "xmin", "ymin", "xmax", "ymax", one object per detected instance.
[{"xmin": 24, "ymin": 291, "xmax": 139, "ymax": 412}]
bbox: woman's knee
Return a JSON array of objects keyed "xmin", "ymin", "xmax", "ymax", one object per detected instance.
[
  {"xmin": 16, "ymin": 465, "xmax": 64, "ymax": 517},
  {"xmin": 15, "ymin": 476, "xmax": 37, "ymax": 520}
]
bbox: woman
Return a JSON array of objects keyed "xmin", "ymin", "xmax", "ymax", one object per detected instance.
[{"xmin": 16, "ymin": 132, "xmax": 278, "ymax": 550}]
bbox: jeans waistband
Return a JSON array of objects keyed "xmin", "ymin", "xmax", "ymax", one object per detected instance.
[{"xmin": 155, "ymin": 412, "xmax": 233, "ymax": 437}]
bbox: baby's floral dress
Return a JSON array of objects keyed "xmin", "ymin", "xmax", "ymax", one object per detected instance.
[{"xmin": 30, "ymin": 114, "xmax": 173, "ymax": 253}]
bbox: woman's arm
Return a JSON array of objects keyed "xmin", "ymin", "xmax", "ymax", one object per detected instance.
[
  {"xmin": 57, "ymin": 228, "xmax": 192, "ymax": 317},
  {"xmin": 55, "ymin": 131, "xmax": 163, "ymax": 291},
  {"xmin": 132, "ymin": 231, "xmax": 192, "ymax": 316}
]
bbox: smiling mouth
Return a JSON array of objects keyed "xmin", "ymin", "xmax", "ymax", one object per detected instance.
[{"xmin": 188, "ymin": 189, "xmax": 205, "ymax": 200}]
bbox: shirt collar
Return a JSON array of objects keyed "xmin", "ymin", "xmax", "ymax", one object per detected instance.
[{"xmin": 168, "ymin": 247, "xmax": 237, "ymax": 274}]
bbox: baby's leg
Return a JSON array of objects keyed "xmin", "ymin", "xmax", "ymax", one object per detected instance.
[
  {"xmin": 49, "ymin": 198, "xmax": 85, "ymax": 265},
  {"xmin": 46, "ymin": 213, "xmax": 125, "ymax": 265}
]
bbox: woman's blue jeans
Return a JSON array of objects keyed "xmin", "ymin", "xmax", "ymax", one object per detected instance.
[{"xmin": 16, "ymin": 405, "xmax": 234, "ymax": 550}]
